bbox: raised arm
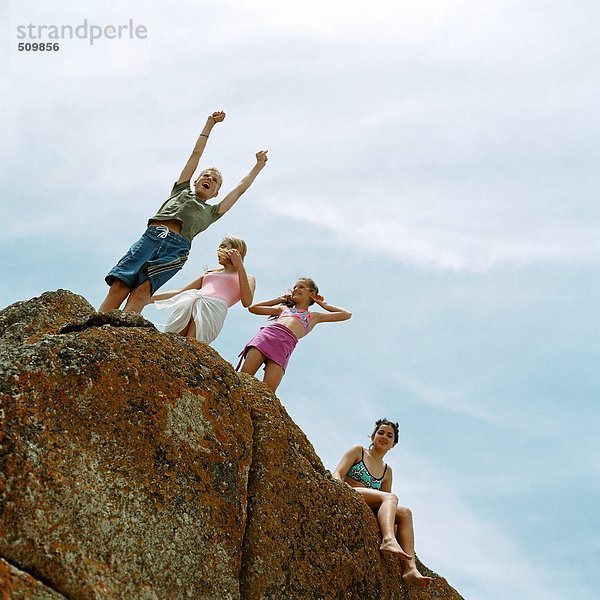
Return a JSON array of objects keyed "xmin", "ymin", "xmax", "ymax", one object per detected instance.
[
  {"xmin": 217, "ymin": 150, "xmax": 268, "ymax": 215},
  {"xmin": 149, "ymin": 273, "xmax": 205, "ymax": 303},
  {"xmin": 227, "ymin": 249, "xmax": 256, "ymax": 307},
  {"xmin": 332, "ymin": 445, "xmax": 362, "ymax": 482},
  {"xmin": 247, "ymin": 294, "xmax": 289, "ymax": 316},
  {"xmin": 176, "ymin": 111, "xmax": 226, "ymax": 185},
  {"xmin": 310, "ymin": 294, "xmax": 352, "ymax": 325}
]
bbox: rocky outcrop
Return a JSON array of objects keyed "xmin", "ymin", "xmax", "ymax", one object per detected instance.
[
  {"xmin": 0, "ymin": 558, "xmax": 66, "ymax": 599},
  {"xmin": 0, "ymin": 290, "xmax": 464, "ymax": 599}
]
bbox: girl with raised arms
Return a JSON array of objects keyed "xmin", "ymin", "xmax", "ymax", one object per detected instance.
[
  {"xmin": 333, "ymin": 418, "xmax": 433, "ymax": 589},
  {"xmin": 237, "ymin": 277, "xmax": 351, "ymax": 392}
]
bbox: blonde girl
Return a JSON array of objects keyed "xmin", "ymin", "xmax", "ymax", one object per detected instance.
[{"xmin": 151, "ymin": 236, "xmax": 255, "ymax": 344}]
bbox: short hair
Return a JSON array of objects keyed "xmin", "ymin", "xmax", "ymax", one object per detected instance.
[
  {"xmin": 201, "ymin": 167, "xmax": 223, "ymax": 192},
  {"xmin": 222, "ymin": 235, "xmax": 247, "ymax": 259},
  {"xmin": 372, "ymin": 418, "xmax": 399, "ymax": 443}
]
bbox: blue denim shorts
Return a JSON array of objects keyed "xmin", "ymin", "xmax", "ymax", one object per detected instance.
[{"xmin": 105, "ymin": 226, "xmax": 191, "ymax": 294}]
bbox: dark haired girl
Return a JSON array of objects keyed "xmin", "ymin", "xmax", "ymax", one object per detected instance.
[{"xmin": 333, "ymin": 419, "xmax": 432, "ymax": 588}]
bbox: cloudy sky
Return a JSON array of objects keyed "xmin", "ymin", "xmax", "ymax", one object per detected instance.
[{"xmin": 3, "ymin": 1, "xmax": 599, "ymax": 598}]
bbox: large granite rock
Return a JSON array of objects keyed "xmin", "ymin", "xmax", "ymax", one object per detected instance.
[
  {"xmin": 0, "ymin": 558, "xmax": 66, "ymax": 599},
  {"xmin": 0, "ymin": 290, "xmax": 464, "ymax": 599}
]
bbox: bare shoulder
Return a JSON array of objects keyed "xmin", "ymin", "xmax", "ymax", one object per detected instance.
[{"xmin": 348, "ymin": 444, "xmax": 364, "ymax": 458}]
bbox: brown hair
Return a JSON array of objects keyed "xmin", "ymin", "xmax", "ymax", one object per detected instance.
[
  {"xmin": 268, "ymin": 277, "xmax": 319, "ymax": 321},
  {"xmin": 282, "ymin": 277, "xmax": 319, "ymax": 307},
  {"xmin": 372, "ymin": 418, "xmax": 399, "ymax": 443}
]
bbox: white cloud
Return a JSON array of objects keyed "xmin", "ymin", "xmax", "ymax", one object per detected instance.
[
  {"xmin": 264, "ymin": 195, "xmax": 599, "ymax": 272},
  {"xmin": 397, "ymin": 453, "xmax": 580, "ymax": 600},
  {"xmin": 3, "ymin": 3, "xmax": 599, "ymax": 599}
]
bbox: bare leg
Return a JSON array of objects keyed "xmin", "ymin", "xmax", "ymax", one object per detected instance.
[
  {"xmin": 263, "ymin": 361, "xmax": 284, "ymax": 392},
  {"xmin": 240, "ymin": 347, "xmax": 266, "ymax": 376},
  {"xmin": 354, "ymin": 489, "xmax": 412, "ymax": 559},
  {"xmin": 183, "ymin": 319, "xmax": 196, "ymax": 339},
  {"xmin": 123, "ymin": 280, "xmax": 152, "ymax": 313},
  {"xmin": 394, "ymin": 506, "xmax": 432, "ymax": 588},
  {"xmin": 99, "ymin": 280, "xmax": 131, "ymax": 312}
]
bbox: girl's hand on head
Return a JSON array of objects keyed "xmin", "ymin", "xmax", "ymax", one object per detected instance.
[
  {"xmin": 278, "ymin": 293, "xmax": 292, "ymax": 304},
  {"xmin": 227, "ymin": 249, "xmax": 243, "ymax": 269},
  {"xmin": 311, "ymin": 292, "xmax": 325, "ymax": 304},
  {"xmin": 217, "ymin": 248, "xmax": 228, "ymax": 262}
]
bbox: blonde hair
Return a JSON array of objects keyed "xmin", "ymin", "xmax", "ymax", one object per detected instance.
[
  {"xmin": 222, "ymin": 235, "xmax": 247, "ymax": 259},
  {"xmin": 201, "ymin": 167, "xmax": 223, "ymax": 192},
  {"xmin": 206, "ymin": 236, "xmax": 248, "ymax": 274}
]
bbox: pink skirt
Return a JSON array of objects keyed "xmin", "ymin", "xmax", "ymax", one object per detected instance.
[{"xmin": 237, "ymin": 323, "xmax": 299, "ymax": 372}]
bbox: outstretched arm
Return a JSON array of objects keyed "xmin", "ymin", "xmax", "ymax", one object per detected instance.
[
  {"xmin": 247, "ymin": 293, "xmax": 288, "ymax": 316},
  {"xmin": 149, "ymin": 273, "xmax": 205, "ymax": 303},
  {"xmin": 217, "ymin": 150, "xmax": 268, "ymax": 215},
  {"xmin": 310, "ymin": 295, "xmax": 352, "ymax": 324},
  {"xmin": 176, "ymin": 110, "xmax": 226, "ymax": 185}
]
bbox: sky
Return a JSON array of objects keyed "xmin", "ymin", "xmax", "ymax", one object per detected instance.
[{"xmin": 2, "ymin": 1, "xmax": 599, "ymax": 598}]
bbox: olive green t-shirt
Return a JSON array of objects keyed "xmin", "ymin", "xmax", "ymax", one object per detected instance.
[{"xmin": 148, "ymin": 181, "xmax": 222, "ymax": 243}]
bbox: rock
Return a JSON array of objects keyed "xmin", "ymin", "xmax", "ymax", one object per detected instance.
[
  {"xmin": 0, "ymin": 290, "xmax": 464, "ymax": 599},
  {"xmin": 0, "ymin": 558, "xmax": 67, "ymax": 599},
  {"xmin": 0, "ymin": 289, "xmax": 92, "ymax": 344}
]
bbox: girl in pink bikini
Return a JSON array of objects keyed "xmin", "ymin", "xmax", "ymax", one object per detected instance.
[
  {"xmin": 237, "ymin": 277, "xmax": 351, "ymax": 392},
  {"xmin": 150, "ymin": 236, "xmax": 255, "ymax": 344}
]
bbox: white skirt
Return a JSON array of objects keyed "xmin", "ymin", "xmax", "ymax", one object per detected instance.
[{"xmin": 154, "ymin": 290, "xmax": 228, "ymax": 344}]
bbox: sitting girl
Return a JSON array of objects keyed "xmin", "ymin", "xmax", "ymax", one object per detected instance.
[
  {"xmin": 151, "ymin": 236, "xmax": 255, "ymax": 344},
  {"xmin": 237, "ymin": 277, "xmax": 351, "ymax": 392},
  {"xmin": 333, "ymin": 418, "xmax": 433, "ymax": 589}
]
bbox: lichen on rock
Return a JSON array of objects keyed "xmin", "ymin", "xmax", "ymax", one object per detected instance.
[{"xmin": 0, "ymin": 290, "xmax": 464, "ymax": 600}]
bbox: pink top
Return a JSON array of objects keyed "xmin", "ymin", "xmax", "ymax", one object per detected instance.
[
  {"xmin": 201, "ymin": 271, "xmax": 249, "ymax": 308},
  {"xmin": 279, "ymin": 307, "xmax": 311, "ymax": 333}
]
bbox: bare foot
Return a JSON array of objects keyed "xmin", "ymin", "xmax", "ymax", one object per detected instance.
[
  {"xmin": 379, "ymin": 539, "xmax": 413, "ymax": 560},
  {"xmin": 402, "ymin": 567, "xmax": 433, "ymax": 588}
]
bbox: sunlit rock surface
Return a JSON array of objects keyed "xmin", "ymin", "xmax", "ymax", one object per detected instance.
[{"xmin": 0, "ymin": 290, "xmax": 464, "ymax": 599}]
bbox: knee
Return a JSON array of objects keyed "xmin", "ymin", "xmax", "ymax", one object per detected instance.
[
  {"xmin": 397, "ymin": 506, "xmax": 413, "ymax": 520},
  {"xmin": 109, "ymin": 280, "xmax": 130, "ymax": 295},
  {"xmin": 385, "ymin": 493, "xmax": 399, "ymax": 505},
  {"xmin": 129, "ymin": 282, "xmax": 151, "ymax": 301}
]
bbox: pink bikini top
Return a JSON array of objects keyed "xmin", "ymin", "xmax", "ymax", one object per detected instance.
[
  {"xmin": 279, "ymin": 307, "xmax": 311, "ymax": 333},
  {"xmin": 201, "ymin": 271, "xmax": 245, "ymax": 307}
]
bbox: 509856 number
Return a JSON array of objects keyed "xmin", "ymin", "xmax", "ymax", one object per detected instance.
[{"xmin": 18, "ymin": 42, "xmax": 60, "ymax": 51}]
